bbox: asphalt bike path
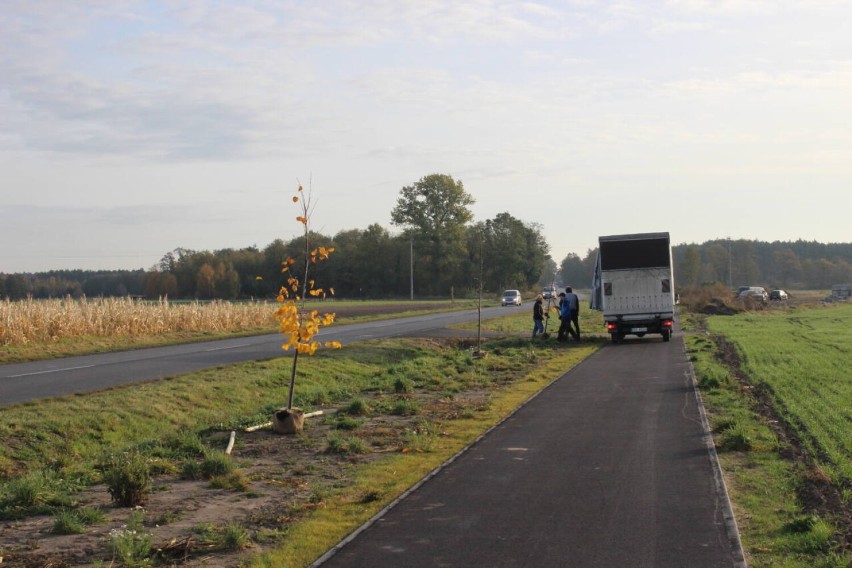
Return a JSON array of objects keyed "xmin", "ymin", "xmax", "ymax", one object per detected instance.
[{"xmin": 317, "ymin": 335, "xmax": 745, "ymax": 567}]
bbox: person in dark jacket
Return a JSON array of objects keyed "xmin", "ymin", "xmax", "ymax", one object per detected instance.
[
  {"xmin": 565, "ymin": 286, "xmax": 580, "ymax": 342},
  {"xmin": 532, "ymin": 295, "xmax": 546, "ymax": 338}
]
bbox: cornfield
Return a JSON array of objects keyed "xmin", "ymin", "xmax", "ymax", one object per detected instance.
[{"xmin": 0, "ymin": 297, "xmax": 278, "ymax": 346}]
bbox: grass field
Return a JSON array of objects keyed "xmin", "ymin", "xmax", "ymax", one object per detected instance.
[
  {"xmin": 0, "ymin": 310, "xmax": 599, "ymax": 566},
  {"xmin": 6, "ymin": 296, "xmax": 849, "ymax": 565},
  {"xmin": 707, "ymin": 304, "xmax": 852, "ymax": 486},
  {"xmin": 687, "ymin": 302, "xmax": 852, "ymax": 567}
]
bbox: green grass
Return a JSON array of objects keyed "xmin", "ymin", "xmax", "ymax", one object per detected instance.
[
  {"xmin": 688, "ymin": 303, "xmax": 852, "ymax": 567},
  {"xmin": 453, "ymin": 304, "xmax": 605, "ymax": 338},
  {"xmin": 250, "ymin": 340, "xmax": 597, "ymax": 568},
  {"xmin": 707, "ymin": 303, "xmax": 852, "ymax": 485},
  {"xmin": 0, "ymin": 329, "xmax": 599, "ymax": 504},
  {"xmin": 51, "ymin": 506, "xmax": 105, "ymax": 534}
]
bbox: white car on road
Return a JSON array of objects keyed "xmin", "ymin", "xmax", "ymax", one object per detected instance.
[{"xmin": 501, "ymin": 289, "xmax": 522, "ymax": 306}]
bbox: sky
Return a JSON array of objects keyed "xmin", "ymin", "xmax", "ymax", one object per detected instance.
[{"xmin": 2, "ymin": 0, "xmax": 851, "ymax": 274}]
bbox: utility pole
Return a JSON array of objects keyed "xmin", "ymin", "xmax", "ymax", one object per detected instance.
[
  {"xmin": 410, "ymin": 237, "xmax": 414, "ymax": 301},
  {"xmin": 477, "ymin": 237, "xmax": 483, "ymax": 353},
  {"xmin": 727, "ymin": 237, "xmax": 733, "ymax": 288}
]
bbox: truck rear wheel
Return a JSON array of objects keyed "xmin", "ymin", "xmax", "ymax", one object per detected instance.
[{"xmin": 662, "ymin": 330, "xmax": 671, "ymax": 342}]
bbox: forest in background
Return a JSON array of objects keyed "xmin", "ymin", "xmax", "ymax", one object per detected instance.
[
  {"xmin": 1, "ymin": 174, "xmax": 849, "ymax": 301},
  {"xmin": 1, "ymin": 175, "xmax": 552, "ymax": 301},
  {"xmin": 556, "ymin": 238, "xmax": 852, "ymax": 293},
  {"xmin": 3, "ymin": 236, "xmax": 850, "ymax": 302}
]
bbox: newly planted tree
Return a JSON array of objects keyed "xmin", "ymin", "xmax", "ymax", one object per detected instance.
[{"xmin": 273, "ymin": 184, "xmax": 342, "ymax": 433}]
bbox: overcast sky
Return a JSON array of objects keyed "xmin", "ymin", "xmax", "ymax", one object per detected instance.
[{"xmin": 2, "ymin": 1, "xmax": 850, "ymax": 273}]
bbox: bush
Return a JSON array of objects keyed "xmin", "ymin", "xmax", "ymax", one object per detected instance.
[
  {"xmin": 345, "ymin": 398, "xmax": 370, "ymax": 416},
  {"xmin": 209, "ymin": 471, "xmax": 250, "ymax": 492},
  {"xmin": 783, "ymin": 515, "xmax": 834, "ymax": 553},
  {"xmin": 333, "ymin": 416, "xmax": 362, "ymax": 431},
  {"xmin": 200, "ymin": 453, "xmax": 235, "ymax": 479},
  {"xmin": 109, "ymin": 527, "xmax": 153, "ymax": 567},
  {"xmin": 52, "ymin": 509, "xmax": 86, "ymax": 535},
  {"xmin": 221, "ymin": 523, "xmax": 252, "ymax": 551},
  {"xmin": 181, "ymin": 460, "xmax": 203, "ymax": 481},
  {"xmin": 48, "ymin": 506, "xmax": 103, "ymax": 535},
  {"xmin": 163, "ymin": 430, "xmax": 206, "ymax": 459},
  {"xmin": 697, "ymin": 367, "xmax": 730, "ymax": 390},
  {"xmin": 325, "ymin": 434, "xmax": 369, "ymax": 454},
  {"xmin": 718, "ymin": 423, "xmax": 752, "ymax": 452},
  {"xmin": 182, "ymin": 452, "xmax": 235, "ymax": 481},
  {"xmin": 394, "ymin": 377, "xmax": 414, "ymax": 394},
  {"xmin": 677, "ymin": 283, "xmax": 739, "ymax": 314},
  {"xmin": 391, "ymin": 399, "xmax": 420, "ymax": 416},
  {"xmin": 2, "ymin": 470, "xmax": 55, "ymax": 508},
  {"xmin": 101, "ymin": 450, "xmax": 150, "ymax": 507}
]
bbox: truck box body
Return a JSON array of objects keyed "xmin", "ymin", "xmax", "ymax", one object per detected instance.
[{"xmin": 591, "ymin": 232, "xmax": 675, "ymax": 342}]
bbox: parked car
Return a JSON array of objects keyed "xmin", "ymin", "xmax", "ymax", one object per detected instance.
[
  {"xmin": 501, "ymin": 289, "xmax": 522, "ymax": 306},
  {"xmin": 770, "ymin": 289, "xmax": 788, "ymax": 301},
  {"xmin": 738, "ymin": 286, "xmax": 768, "ymax": 302},
  {"xmin": 541, "ymin": 286, "xmax": 555, "ymax": 299}
]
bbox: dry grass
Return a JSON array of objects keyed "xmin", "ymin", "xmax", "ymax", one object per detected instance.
[{"xmin": 0, "ymin": 297, "xmax": 277, "ymax": 346}]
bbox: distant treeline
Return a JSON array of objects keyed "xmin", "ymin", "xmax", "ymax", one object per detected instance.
[
  {"xmin": 555, "ymin": 238, "xmax": 852, "ymax": 291},
  {"xmin": 0, "ymin": 219, "xmax": 551, "ymax": 301},
  {"xmin": 2, "ymin": 236, "xmax": 849, "ymax": 302}
]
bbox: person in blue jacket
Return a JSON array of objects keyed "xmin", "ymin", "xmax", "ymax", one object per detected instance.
[{"xmin": 556, "ymin": 292, "xmax": 570, "ymax": 342}]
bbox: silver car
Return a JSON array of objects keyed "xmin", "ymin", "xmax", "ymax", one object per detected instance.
[
  {"xmin": 501, "ymin": 289, "xmax": 522, "ymax": 306},
  {"xmin": 738, "ymin": 286, "xmax": 768, "ymax": 302}
]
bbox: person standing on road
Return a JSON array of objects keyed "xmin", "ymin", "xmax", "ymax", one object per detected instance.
[
  {"xmin": 565, "ymin": 286, "xmax": 581, "ymax": 342},
  {"xmin": 532, "ymin": 295, "xmax": 546, "ymax": 338}
]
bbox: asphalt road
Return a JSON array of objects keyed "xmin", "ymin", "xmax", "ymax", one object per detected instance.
[
  {"xmin": 316, "ymin": 334, "xmax": 746, "ymax": 567},
  {"xmin": 0, "ymin": 305, "xmax": 517, "ymax": 406}
]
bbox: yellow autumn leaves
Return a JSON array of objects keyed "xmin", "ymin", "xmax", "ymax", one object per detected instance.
[
  {"xmin": 276, "ymin": 303, "xmax": 341, "ymax": 353},
  {"xmin": 275, "ymin": 184, "xmax": 341, "ymax": 355}
]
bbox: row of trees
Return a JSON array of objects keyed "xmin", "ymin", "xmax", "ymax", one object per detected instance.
[
  {"xmin": 0, "ymin": 175, "xmax": 552, "ymax": 301},
  {"xmin": 672, "ymin": 239, "xmax": 852, "ymax": 289},
  {"xmin": 2, "ymin": 173, "xmax": 850, "ymax": 300},
  {"xmin": 550, "ymin": 239, "xmax": 852, "ymax": 292}
]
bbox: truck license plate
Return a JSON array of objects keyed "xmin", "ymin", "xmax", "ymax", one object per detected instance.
[{"xmin": 632, "ymin": 327, "xmax": 647, "ymax": 333}]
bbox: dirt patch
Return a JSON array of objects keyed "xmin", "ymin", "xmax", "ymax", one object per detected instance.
[
  {"xmin": 710, "ymin": 333, "xmax": 852, "ymax": 550},
  {"xmin": 0, "ymin": 372, "xmax": 495, "ymax": 566},
  {"xmin": 699, "ymin": 299, "xmax": 740, "ymax": 316}
]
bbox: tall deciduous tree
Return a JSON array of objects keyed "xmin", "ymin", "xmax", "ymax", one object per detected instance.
[
  {"xmin": 391, "ymin": 174, "xmax": 474, "ymax": 295},
  {"xmin": 473, "ymin": 213, "xmax": 550, "ymax": 292},
  {"xmin": 196, "ymin": 264, "xmax": 215, "ymax": 299},
  {"xmin": 559, "ymin": 253, "xmax": 586, "ymax": 289}
]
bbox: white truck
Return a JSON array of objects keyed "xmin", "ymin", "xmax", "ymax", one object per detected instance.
[{"xmin": 590, "ymin": 232, "xmax": 675, "ymax": 344}]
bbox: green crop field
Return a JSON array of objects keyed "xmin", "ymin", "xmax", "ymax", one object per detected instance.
[
  {"xmin": 688, "ymin": 302, "xmax": 852, "ymax": 567},
  {"xmin": 707, "ymin": 304, "xmax": 852, "ymax": 485}
]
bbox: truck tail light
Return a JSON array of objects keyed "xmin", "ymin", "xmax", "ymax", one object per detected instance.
[
  {"xmin": 607, "ymin": 323, "xmax": 618, "ymax": 331},
  {"xmin": 662, "ymin": 320, "xmax": 673, "ymax": 328}
]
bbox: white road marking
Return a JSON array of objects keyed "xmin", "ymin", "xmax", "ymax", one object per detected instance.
[
  {"xmin": 8, "ymin": 364, "xmax": 96, "ymax": 378},
  {"xmin": 204, "ymin": 343, "xmax": 251, "ymax": 352}
]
